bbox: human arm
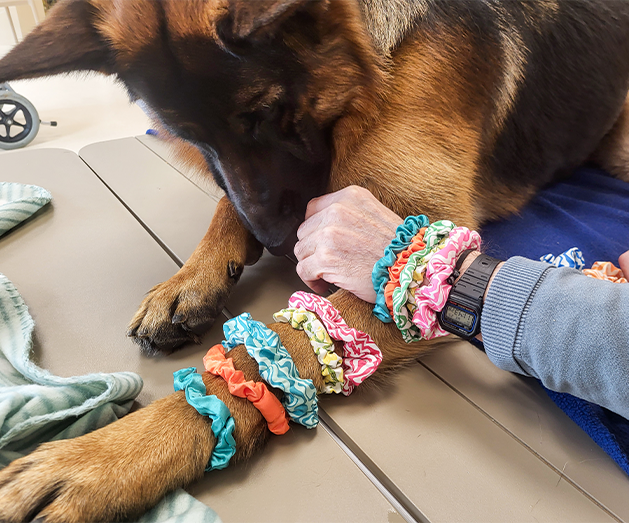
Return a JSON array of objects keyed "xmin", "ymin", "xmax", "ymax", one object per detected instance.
[
  {"xmin": 479, "ymin": 255, "xmax": 629, "ymax": 418},
  {"xmin": 296, "ymin": 186, "xmax": 629, "ymax": 418}
]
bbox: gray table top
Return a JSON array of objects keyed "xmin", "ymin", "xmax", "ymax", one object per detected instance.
[
  {"xmin": 79, "ymin": 135, "xmax": 628, "ymax": 522},
  {"xmin": 0, "ymin": 147, "xmax": 398, "ymax": 523},
  {"xmin": 1, "ymin": 140, "xmax": 626, "ymax": 523}
]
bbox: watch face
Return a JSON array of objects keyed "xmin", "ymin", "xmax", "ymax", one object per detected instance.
[{"xmin": 443, "ymin": 303, "xmax": 476, "ymax": 332}]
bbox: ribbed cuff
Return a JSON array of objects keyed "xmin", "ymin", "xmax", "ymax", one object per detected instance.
[{"xmin": 481, "ymin": 257, "xmax": 553, "ymax": 375}]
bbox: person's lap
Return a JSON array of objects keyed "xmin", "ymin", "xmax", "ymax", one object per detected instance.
[
  {"xmin": 480, "ymin": 165, "xmax": 629, "ymax": 264},
  {"xmin": 480, "ymin": 165, "xmax": 629, "ymax": 474}
]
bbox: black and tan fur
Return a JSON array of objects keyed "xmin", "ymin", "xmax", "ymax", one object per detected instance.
[{"xmin": 0, "ymin": 1, "xmax": 628, "ymax": 521}]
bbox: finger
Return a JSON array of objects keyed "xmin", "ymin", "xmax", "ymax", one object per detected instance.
[
  {"xmin": 293, "ymin": 236, "xmax": 317, "ymax": 262},
  {"xmin": 304, "ymin": 186, "xmax": 362, "ymax": 220},
  {"xmin": 297, "ymin": 208, "xmax": 328, "ymax": 241},
  {"xmin": 619, "ymin": 250, "xmax": 629, "ymax": 276},
  {"xmin": 296, "ymin": 258, "xmax": 331, "ymax": 295}
]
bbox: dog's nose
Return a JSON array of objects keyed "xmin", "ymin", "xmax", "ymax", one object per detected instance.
[{"xmin": 266, "ymin": 226, "xmax": 299, "ymax": 256}]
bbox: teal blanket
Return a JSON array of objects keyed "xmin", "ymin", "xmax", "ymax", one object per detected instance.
[{"xmin": 0, "ymin": 182, "xmax": 219, "ymax": 523}]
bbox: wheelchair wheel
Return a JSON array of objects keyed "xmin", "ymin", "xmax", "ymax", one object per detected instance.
[{"xmin": 0, "ymin": 84, "xmax": 40, "ymax": 150}]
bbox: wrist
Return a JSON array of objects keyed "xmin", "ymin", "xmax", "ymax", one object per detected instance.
[{"xmin": 438, "ymin": 250, "xmax": 503, "ymax": 343}]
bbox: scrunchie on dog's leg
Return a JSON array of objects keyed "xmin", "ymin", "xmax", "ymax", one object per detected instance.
[{"xmin": 0, "ymin": 290, "xmax": 440, "ymax": 523}]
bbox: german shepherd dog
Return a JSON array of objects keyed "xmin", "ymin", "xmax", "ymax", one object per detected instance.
[{"xmin": 1, "ymin": 0, "xmax": 629, "ymax": 520}]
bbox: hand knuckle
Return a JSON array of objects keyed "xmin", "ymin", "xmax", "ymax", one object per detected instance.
[
  {"xmin": 348, "ymin": 185, "xmax": 364, "ymax": 197},
  {"xmin": 327, "ymin": 202, "xmax": 344, "ymax": 218}
]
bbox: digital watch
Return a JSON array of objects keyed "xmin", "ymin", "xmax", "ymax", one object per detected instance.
[{"xmin": 437, "ymin": 251, "xmax": 502, "ymax": 343}]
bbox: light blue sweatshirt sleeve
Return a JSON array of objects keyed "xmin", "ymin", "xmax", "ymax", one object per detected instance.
[{"xmin": 481, "ymin": 256, "xmax": 629, "ymax": 419}]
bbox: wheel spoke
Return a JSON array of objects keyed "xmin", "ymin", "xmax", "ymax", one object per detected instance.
[{"xmin": 0, "ymin": 100, "xmax": 33, "ymax": 143}]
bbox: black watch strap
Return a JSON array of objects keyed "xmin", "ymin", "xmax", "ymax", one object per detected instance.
[
  {"xmin": 454, "ymin": 253, "xmax": 502, "ymax": 303},
  {"xmin": 438, "ymin": 252, "xmax": 502, "ymax": 343}
]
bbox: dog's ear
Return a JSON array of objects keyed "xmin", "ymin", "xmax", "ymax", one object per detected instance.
[
  {"xmin": 0, "ymin": 0, "xmax": 112, "ymax": 83},
  {"xmin": 218, "ymin": 0, "xmax": 310, "ymax": 41}
]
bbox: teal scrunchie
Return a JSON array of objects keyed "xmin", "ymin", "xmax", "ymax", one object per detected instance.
[
  {"xmin": 222, "ymin": 312, "xmax": 319, "ymax": 429},
  {"xmin": 174, "ymin": 367, "xmax": 237, "ymax": 471},
  {"xmin": 371, "ymin": 215, "xmax": 430, "ymax": 322}
]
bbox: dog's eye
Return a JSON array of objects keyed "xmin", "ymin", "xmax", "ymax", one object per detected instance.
[{"xmin": 237, "ymin": 111, "xmax": 264, "ymax": 136}]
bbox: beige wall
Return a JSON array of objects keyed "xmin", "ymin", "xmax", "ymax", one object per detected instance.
[
  {"xmin": 0, "ymin": 3, "xmax": 45, "ymax": 47},
  {"xmin": 0, "ymin": 8, "xmax": 19, "ymax": 46}
]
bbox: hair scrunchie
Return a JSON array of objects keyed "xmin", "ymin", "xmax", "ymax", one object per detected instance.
[
  {"xmin": 222, "ymin": 313, "xmax": 319, "ymax": 429},
  {"xmin": 273, "ymin": 308, "xmax": 344, "ymax": 394},
  {"xmin": 383, "ymin": 227, "xmax": 427, "ymax": 315},
  {"xmin": 392, "ymin": 220, "xmax": 455, "ymax": 342},
  {"xmin": 540, "ymin": 247, "xmax": 585, "ymax": 269},
  {"xmin": 203, "ymin": 345, "xmax": 290, "ymax": 435},
  {"xmin": 371, "ymin": 215, "xmax": 430, "ymax": 322},
  {"xmin": 584, "ymin": 261, "xmax": 628, "ymax": 283},
  {"xmin": 412, "ymin": 227, "xmax": 482, "ymax": 339},
  {"xmin": 173, "ymin": 367, "xmax": 237, "ymax": 471},
  {"xmin": 288, "ymin": 291, "xmax": 382, "ymax": 395}
]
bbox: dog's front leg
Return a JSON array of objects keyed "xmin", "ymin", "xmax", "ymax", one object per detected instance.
[
  {"xmin": 0, "ymin": 379, "xmax": 274, "ymax": 523},
  {"xmin": 0, "ymin": 338, "xmax": 304, "ymax": 522},
  {"xmin": 0, "ymin": 293, "xmax": 435, "ymax": 523},
  {"xmin": 128, "ymin": 196, "xmax": 264, "ymax": 354},
  {"xmin": 326, "ymin": 290, "xmax": 441, "ymax": 377}
]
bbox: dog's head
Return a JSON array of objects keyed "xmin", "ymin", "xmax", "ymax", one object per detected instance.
[{"xmin": 0, "ymin": 0, "xmax": 382, "ymax": 253}]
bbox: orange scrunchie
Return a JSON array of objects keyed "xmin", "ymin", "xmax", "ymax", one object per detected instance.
[
  {"xmin": 583, "ymin": 261, "xmax": 628, "ymax": 284},
  {"xmin": 203, "ymin": 344, "xmax": 290, "ymax": 435},
  {"xmin": 384, "ymin": 227, "xmax": 427, "ymax": 316}
]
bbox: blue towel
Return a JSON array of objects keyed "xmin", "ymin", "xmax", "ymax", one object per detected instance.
[
  {"xmin": 480, "ymin": 165, "xmax": 629, "ymax": 476},
  {"xmin": 481, "ymin": 167, "xmax": 629, "ymax": 263}
]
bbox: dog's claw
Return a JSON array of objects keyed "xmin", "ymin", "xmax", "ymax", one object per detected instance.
[
  {"xmin": 227, "ymin": 260, "xmax": 244, "ymax": 281},
  {"xmin": 171, "ymin": 314, "xmax": 185, "ymax": 324}
]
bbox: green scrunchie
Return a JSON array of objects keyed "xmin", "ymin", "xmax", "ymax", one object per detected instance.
[{"xmin": 391, "ymin": 220, "xmax": 455, "ymax": 342}]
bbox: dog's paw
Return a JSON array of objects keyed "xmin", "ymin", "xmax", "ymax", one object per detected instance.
[
  {"xmin": 0, "ymin": 395, "xmax": 212, "ymax": 523},
  {"xmin": 0, "ymin": 439, "xmax": 140, "ymax": 523},
  {"xmin": 127, "ymin": 264, "xmax": 241, "ymax": 354}
]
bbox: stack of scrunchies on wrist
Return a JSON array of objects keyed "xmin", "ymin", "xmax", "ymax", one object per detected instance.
[
  {"xmin": 372, "ymin": 216, "xmax": 482, "ymax": 342},
  {"xmin": 172, "ymin": 291, "xmax": 383, "ymax": 471}
]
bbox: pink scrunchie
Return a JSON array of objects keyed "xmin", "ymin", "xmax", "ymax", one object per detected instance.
[
  {"xmin": 412, "ymin": 227, "xmax": 482, "ymax": 339},
  {"xmin": 288, "ymin": 291, "xmax": 382, "ymax": 395}
]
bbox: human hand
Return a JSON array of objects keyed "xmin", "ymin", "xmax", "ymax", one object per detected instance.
[{"xmin": 294, "ymin": 186, "xmax": 403, "ymax": 303}]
